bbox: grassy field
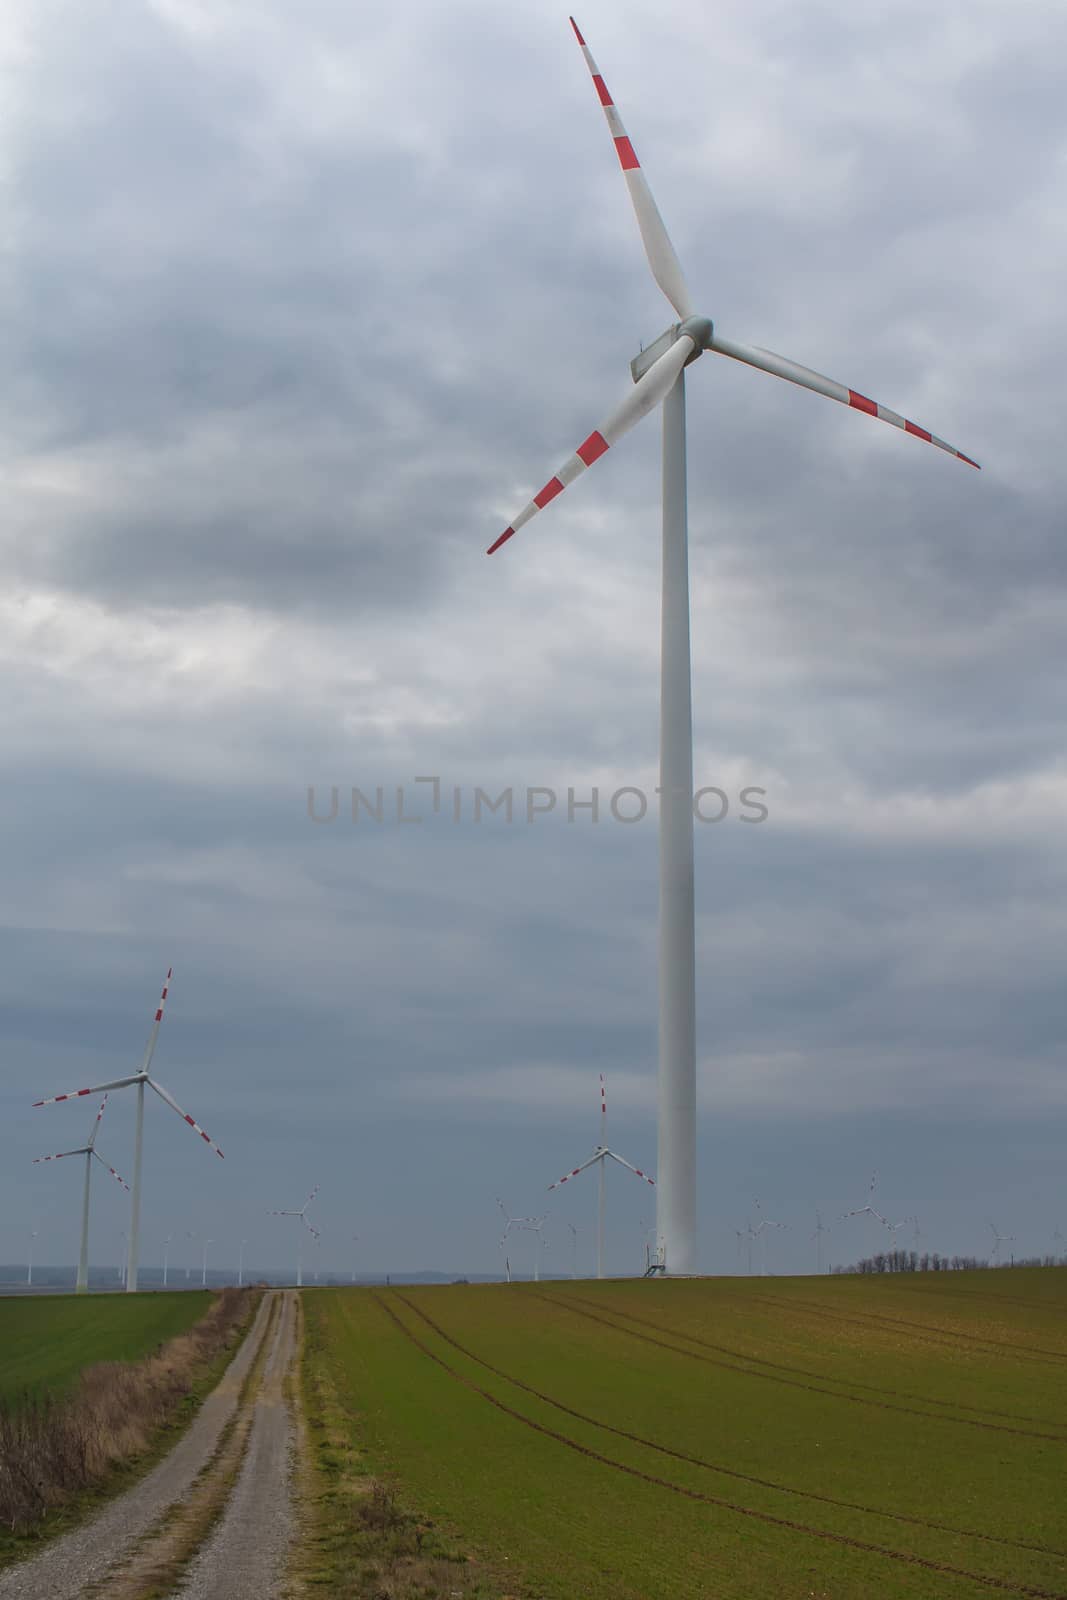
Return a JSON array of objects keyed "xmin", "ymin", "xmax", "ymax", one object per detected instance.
[
  {"xmin": 303, "ymin": 1269, "xmax": 1067, "ymax": 1600},
  {"xmin": 0, "ymin": 1292, "xmax": 213, "ymax": 1409}
]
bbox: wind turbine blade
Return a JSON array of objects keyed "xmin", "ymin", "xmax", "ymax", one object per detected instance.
[
  {"xmin": 301, "ymin": 1186, "xmax": 320, "ymax": 1215},
  {"xmin": 91, "ymin": 1150, "xmax": 130, "ymax": 1190},
  {"xmin": 603, "ymin": 1149, "xmax": 656, "ymax": 1186},
  {"xmin": 488, "ymin": 334, "xmax": 695, "ymax": 553},
  {"xmin": 33, "ymin": 1148, "xmax": 87, "ymax": 1163},
  {"xmin": 86, "ymin": 1094, "xmax": 109, "ymax": 1151},
  {"xmin": 33, "ymin": 1075, "xmax": 140, "ymax": 1107},
  {"xmin": 709, "ymin": 332, "xmax": 979, "ymax": 468},
  {"xmin": 146, "ymin": 1077, "xmax": 225, "ymax": 1158},
  {"xmin": 137, "ymin": 967, "xmax": 173, "ymax": 1076},
  {"xmin": 548, "ymin": 1151, "xmax": 604, "ymax": 1190},
  {"xmin": 569, "ymin": 18, "xmax": 692, "ymax": 320}
]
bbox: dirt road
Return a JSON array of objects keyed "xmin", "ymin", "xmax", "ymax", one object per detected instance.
[{"xmin": 0, "ymin": 1289, "xmax": 301, "ymax": 1600}]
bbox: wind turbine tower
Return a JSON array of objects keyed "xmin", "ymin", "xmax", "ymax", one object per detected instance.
[
  {"xmin": 487, "ymin": 19, "xmax": 978, "ymax": 1276},
  {"xmin": 32, "ymin": 1094, "xmax": 128, "ymax": 1293}
]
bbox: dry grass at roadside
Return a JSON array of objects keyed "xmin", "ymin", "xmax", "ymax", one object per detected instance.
[{"xmin": 0, "ymin": 1288, "xmax": 256, "ymax": 1537}]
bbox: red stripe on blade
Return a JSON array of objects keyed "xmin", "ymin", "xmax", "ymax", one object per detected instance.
[
  {"xmin": 577, "ymin": 430, "xmax": 609, "ymax": 465},
  {"xmin": 615, "ymin": 136, "xmax": 640, "ymax": 170},
  {"xmin": 592, "ymin": 74, "xmax": 612, "ymax": 106},
  {"xmin": 487, "ymin": 526, "xmax": 515, "ymax": 555},
  {"xmin": 185, "ymin": 1114, "xmax": 195, "ymax": 1126},
  {"xmin": 534, "ymin": 477, "xmax": 565, "ymax": 509},
  {"xmin": 569, "ymin": 16, "xmax": 585, "ymax": 45},
  {"xmin": 904, "ymin": 419, "xmax": 932, "ymax": 443},
  {"xmin": 155, "ymin": 1009, "xmax": 163, "ymax": 1021},
  {"xmin": 956, "ymin": 451, "xmax": 981, "ymax": 469},
  {"xmin": 848, "ymin": 390, "xmax": 878, "ymax": 417}
]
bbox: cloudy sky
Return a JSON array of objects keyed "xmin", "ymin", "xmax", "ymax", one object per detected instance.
[{"xmin": 3, "ymin": 0, "xmax": 1065, "ymax": 1282}]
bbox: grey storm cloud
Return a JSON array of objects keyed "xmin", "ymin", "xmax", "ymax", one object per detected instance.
[{"xmin": 2, "ymin": 0, "xmax": 1065, "ymax": 1279}]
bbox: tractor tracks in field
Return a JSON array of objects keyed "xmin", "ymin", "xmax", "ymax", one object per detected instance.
[
  {"xmin": 746, "ymin": 1290, "xmax": 1067, "ymax": 1367},
  {"xmin": 391, "ymin": 1290, "xmax": 1067, "ymax": 1564},
  {"xmin": 375, "ymin": 1291, "xmax": 1067, "ymax": 1600},
  {"xmin": 545, "ymin": 1292, "xmax": 1067, "ymax": 1442},
  {"xmin": 0, "ymin": 1289, "xmax": 300, "ymax": 1600}
]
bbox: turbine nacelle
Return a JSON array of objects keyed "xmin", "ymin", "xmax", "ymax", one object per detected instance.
[{"xmin": 631, "ymin": 317, "xmax": 713, "ymax": 384}]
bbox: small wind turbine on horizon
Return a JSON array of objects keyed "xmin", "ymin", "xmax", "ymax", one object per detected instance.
[
  {"xmin": 497, "ymin": 1199, "xmax": 548, "ymax": 1283},
  {"xmin": 32, "ymin": 970, "xmax": 225, "ymax": 1293},
  {"xmin": 547, "ymin": 1074, "xmax": 655, "ymax": 1279},
  {"xmin": 751, "ymin": 1200, "xmax": 786, "ymax": 1277},
  {"xmin": 841, "ymin": 1172, "xmax": 888, "ymax": 1259},
  {"xmin": 270, "ymin": 1185, "xmax": 319, "ymax": 1287},
  {"xmin": 811, "ymin": 1211, "xmax": 830, "ymax": 1276},
  {"xmin": 988, "ymin": 1220, "xmax": 1015, "ymax": 1264},
  {"xmin": 486, "ymin": 18, "xmax": 979, "ymax": 1277},
  {"xmin": 32, "ymin": 1093, "xmax": 129, "ymax": 1294}
]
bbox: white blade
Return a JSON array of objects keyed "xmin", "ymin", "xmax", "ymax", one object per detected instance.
[
  {"xmin": 33, "ymin": 1075, "xmax": 140, "ymax": 1107},
  {"xmin": 86, "ymin": 1094, "xmax": 109, "ymax": 1152},
  {"xmin": 138, "ymin": 967, "xmax": 173, "ymax": 1076},
  {"xmin": 91, "ymin": 1149, "xmax": 130, "ymax": 1190},
  {"xmin": 33, "ymin": 1148, "xmax": 87, "ymax": 1163},
  {"xmin": 709, "ymin": 332, "xmax": 979, "ymax": 469},
  {"xmin": 603, "ymin": 1149, "xmax": 656, "ymax": 1186},
  {"xmin": 146, "ymin": 1076, "xmax": 225, "ymax": 1159},
  {"xmin": 489, "ymin": 334, "xmax": 694, "ymax": 553},
  {"xmin": 300, "ymin": 1185, "xmax": 319, "ymax": 1216},
  {"xmin": 548, "ymin": 1150, "xmax": 604, "ymax": 1191},
  {"xmin": 570, "ymin": 18, "xmax": 692, "ymax": 320}
]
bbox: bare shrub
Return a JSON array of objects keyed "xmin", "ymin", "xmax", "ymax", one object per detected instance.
[{"xmin": 0, "ymin": 1288, "xmax": 253, "ymax": 1534}]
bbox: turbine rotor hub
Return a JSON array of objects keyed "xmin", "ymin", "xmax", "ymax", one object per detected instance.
[{"xmin": 678, "ymin": 314, "xmax": 713, "ymax": 353}]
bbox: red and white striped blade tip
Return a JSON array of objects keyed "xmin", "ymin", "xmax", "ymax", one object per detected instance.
[
  {"xmin": 487, "ymin": 334, "xmax": 693, "ymax": 554},
  {"xmin": 33, "ymin": 1075, "xmax": 139, "ymax": 1107},
  {"xmin": 147, "ymin": 1077, "xmax": 225, "ymax": 1158},
  {"xmin": 710, "ymin": 333, "xmax": 979, "ymax": 469},
  {"xmin": 568, "ymin": 18, "xmax": 692, "ymax": 321}
]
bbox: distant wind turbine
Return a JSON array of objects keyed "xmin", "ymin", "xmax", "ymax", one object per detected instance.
[
  {"xmin": 270, "ymin": 1185, "xmax": 319, "ymax": 1287},
  {"xmin": 497, "ymin": 1200, "xmax": 548, "ymax": 1283},
  {"xmin": 32, "ymin": 969, "xmax": 224, "ymax": 1293},
  {"xmin": 811, "ymin": 1211, "xmax": 830, "ymax": 1276},
  {"xmin": 32, "ymin": 1093, "xmax": 128, "ymax": 1294},
  {"xmin": 988, "ymin": 1220, "xmax": 1014, "ymax": 1264},
  {"xmin": 547, "ymin": 1075, "xmax": 655, "ymax": 1279},
  {"xmin": 487, "ymin": 17, "xmax": 979, "ymax": 1275}
]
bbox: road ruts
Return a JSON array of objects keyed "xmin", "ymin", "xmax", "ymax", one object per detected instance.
[
  {"xmin": 168, "ymin": 1289, "xmax": 299, "ymax": 1600},
  {"xmin": 0, "ymin": 1292, "xmax": 274, "ymax": 1600}
]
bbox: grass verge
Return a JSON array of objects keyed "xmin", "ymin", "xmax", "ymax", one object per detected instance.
[{"xmin": 291, "ymin": 1292, "xmax": 516, "ymax": 1600}]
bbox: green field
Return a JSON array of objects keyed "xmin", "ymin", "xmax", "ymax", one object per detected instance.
[
  {"xmin": 305, "ymin": 1269, "xmax": 1067, "ymax": 1600},
  {"xmin": 0, "ymin": 1292, "xmax": 213, "ymax": 1409}
]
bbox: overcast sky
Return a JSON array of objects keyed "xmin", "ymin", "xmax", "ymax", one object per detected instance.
[{"xmin": 2, "ymin": 0, "xmax": 1065, "ymax": 1283}]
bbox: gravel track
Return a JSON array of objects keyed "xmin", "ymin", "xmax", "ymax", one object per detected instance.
[
  {"xmin": 0, "ymin": 1292, "xmax": 275, "ymax": 1600},
  {"xmin": 168, "ymin": 1290, "xmax": 298, "ymax": 1600}
]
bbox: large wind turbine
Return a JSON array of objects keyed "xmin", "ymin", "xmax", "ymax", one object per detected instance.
[
  {"xmin": 547, "ymin": 1074, "xmax": 655, "ymax": 1280},
  {"xmin": 32, "ymin": 1094, "xmax": 129, "ymax": 1293},
  {"xmin": 487, "ymin": 19, "xmax": 978, "ymax": 1276},
  {"xmin": 32, "ymin": 970, "xmax": 225, "ymax": 1293},
  {"xmin": 270, "ymin": 1185, "xmax": 319, "ymax": 1287}
]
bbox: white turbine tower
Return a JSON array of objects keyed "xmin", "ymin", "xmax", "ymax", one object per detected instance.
[
  {"xmin": 270, "ymin": 1186, "xmax": 319, "ymax": 1287},
  {"xmin": 162, "ymin": 1233, "xmax": 172, "ymax": 1288},
  {"xmin": 811, "ymin": 1211, "xmax": 830, "ymax": 1276},
  {"xmin": 33, "ymin": 1094, "xmax": 129, "ymax": 1294},
  {"xmin": 32, "ymin": 970, "xmax": 225, "ymax": 1293},
  {"xmin": 487, "ymin": 20, "xmax": 978, "ymax": 1276},
  {"xmin": 547, "ymin": 1075, "xmax": 655, "ymax": 1280}
]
